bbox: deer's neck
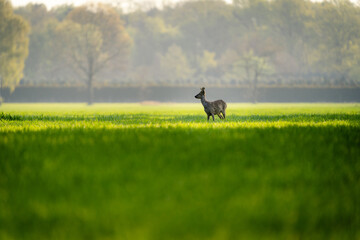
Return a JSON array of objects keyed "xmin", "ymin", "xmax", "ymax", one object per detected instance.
[{"xmin": 201, "ymin": 95, "xmax": 208, "ymax": 107}]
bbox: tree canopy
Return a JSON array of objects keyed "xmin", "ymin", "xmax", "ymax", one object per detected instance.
[{"xmin": 12, "ymin": 0, "xmax": 360, "ymax": 88}]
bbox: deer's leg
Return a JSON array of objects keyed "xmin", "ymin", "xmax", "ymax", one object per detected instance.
[
  {"xmin": 212, "ymin": 114, "xmax": 215, "ymax": 121},
  {"xmin": 222, "ymin": 111, "xmax": 226, "ymax": 119},
  {"xmin": 217, "ymin": 114, "xmax": 223, "ymax": 119},
  {"xmin": 207, "ymin": 114, "xmax": 210, "ymax": 121}
]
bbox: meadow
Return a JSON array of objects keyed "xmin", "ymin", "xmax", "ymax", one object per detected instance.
[{"xmin": 0, "ymin": 103, "xmax": 359, "ymax": 240}]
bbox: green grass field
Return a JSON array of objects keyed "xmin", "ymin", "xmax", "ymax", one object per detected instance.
[{"xmin": 1, "ymin": 103, "xmax": 360, "ymax": 240}]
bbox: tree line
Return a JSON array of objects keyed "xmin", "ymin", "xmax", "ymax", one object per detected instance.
[{"xmin": 1, "ymin": 0, "xmax": 360, "ymax": 104}]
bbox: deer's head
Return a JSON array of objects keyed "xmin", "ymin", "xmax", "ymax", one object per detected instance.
[{"xmin": 195, "ymin": 87, "xmax": 205, "ymax": 99}]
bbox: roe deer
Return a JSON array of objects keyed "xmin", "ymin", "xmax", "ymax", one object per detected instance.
[{"xmin": 195, "ymin": 87, "xmax": 227, "ymax": 121}]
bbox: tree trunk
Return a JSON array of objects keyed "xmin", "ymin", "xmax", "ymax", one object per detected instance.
[
  {"xmin": 87, "ymin": 74, "xmax": 94, "ymax": 105},
  {"xmin": 0, "ymin": 77, "xmax": 3, "ymax": 106},
  {"xmin": 252, "ymin": 73, "xmax": 258, "ymax": 104}
]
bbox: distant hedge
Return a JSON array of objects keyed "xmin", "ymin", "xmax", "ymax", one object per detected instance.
[{"xmin": 1, "ymin": 86, "xmax": 360, "ymax": 103}]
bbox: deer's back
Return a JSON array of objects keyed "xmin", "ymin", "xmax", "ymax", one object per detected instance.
[{"xmin": 207, "ymin": 99, "xmax": 227, "ymax": 114}]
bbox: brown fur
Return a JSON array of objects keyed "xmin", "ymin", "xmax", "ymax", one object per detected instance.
[{"xmin": 195, "ymin": 87, "xmax": 227, "ymax": 121}]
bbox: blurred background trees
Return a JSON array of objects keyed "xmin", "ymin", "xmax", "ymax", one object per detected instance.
[
  {"xmin": 57, "ymin": 3, "xmax": 132, "ymax": 104},
  {"xmin": 0, "ymin": 0, "xmax": 29, "ymax": 104},
  {"xmin": 6, "ymin": 0, "xmax": 360, "ymax": 89}
]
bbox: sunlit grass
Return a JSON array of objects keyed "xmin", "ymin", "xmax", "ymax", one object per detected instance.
[
  {"xmin": 1, "ymin": 103, "xmax": 359, "ymax": 132},
  {"xmin": 1, "ymin": 103, "xmax": 359, "ymax": 240},
  {"xmin": 1, "ymin": 103, "xmax": 359, "ymax": 115}
]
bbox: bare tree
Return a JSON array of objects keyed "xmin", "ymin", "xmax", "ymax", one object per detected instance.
[
  {"xmin": 56, "ymin": 3, "xmax": 131, "ymax": 104},
  {"xmin": 237, "ymin": 50, "xmax": 272, "ymax": 103}
]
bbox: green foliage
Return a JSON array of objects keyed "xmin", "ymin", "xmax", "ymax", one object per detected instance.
[
  {"xmin": 234, "ymin": 50, "xmax": 273, "ymax": 85},
  {"xmin": 50, "ymin": 4, "xmax": 74, "ymax": 21},
  {"xmin": 159, "ymin": 44, "xmax": 194, "ymax": 84},
  {"xmin": 25, "ymin": 18, "xmax": 64, "ymax": 85},
  {"xmin": 0, "ymin": 103, "xmax": 359, "ymax": 239},
  {"xmin": 0, "ymin": 0, "xmax": 29, "ymax": 92},
  {"xmin": 313, "ymin": 0, "xmax": 360, "ymax": 83},
  {"xmin": 125, "ymin": 13, "xmax": 181, "ymax": 83},
  {"xmin": 198, "ymin": 50, "xmax": 217, "ymax": 74},
  {"xmin": 14, "ymin": 3, "xmax": 48, "ymax": 26}
]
